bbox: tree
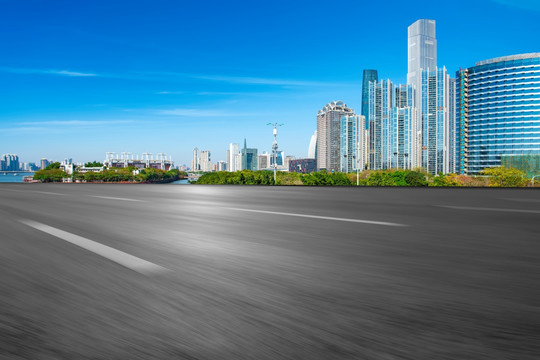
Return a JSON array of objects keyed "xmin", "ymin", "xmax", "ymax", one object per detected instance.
[
  {"xmin": 33, "ymin": 168, "xmax": 67, "ymax": 182},
  {"xmin": 84, "ymin": 161, "xmax": 103, "ymax": 167},
  {"xmin": 481, "ymin": 166, "xmax": 527, "ymax": 187},
  {"xmin": 45, "ymin": 162, "xmax": 61, "ymax": 170}
]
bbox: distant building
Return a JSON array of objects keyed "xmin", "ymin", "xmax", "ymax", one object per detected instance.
[
  {"xmin": 41, "ymin": 158, "xmax": 50, "ymax": 170},
  {"xmin": 308, "ymin": 130, "xmax": 317, "ymax": 159},
  {"xmin": 258, "ymin": 152, "xmax": 270, "ymax": 170},
  {"xmin": 1, "ymin": 154, "xmax": 20, "ymax": 171},
  {"xmin": 289, "ymin": 158, "xmax": 317, "ymax": 174},
  {"xmin": 284, "ymin": 155, "xmax": 295, "ymax": 170},
  {"xmin": 104, "ymin": 152, "xmax": 174, "ymax": 171},
  {"xmin": 217, "ymin": 160, "xmax": 227, "ymax": 171},
  {"xmin": 199, "ymin": 150, "xmax": 213, "ymax": 172},
  {"xmin": 228, "ymin": 143, "xmax": 240, "ymax": 172},
  {"xmin": 241, "ymin": 139, "xmax": 258, "ymax": 171},
  {"xmin": 192, "ymin": 147, "xmax": 199, "ymax": 171}
]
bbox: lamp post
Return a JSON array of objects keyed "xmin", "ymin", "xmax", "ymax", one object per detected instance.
[
  {"xmin": 532, "ymin": 174, "xmax": 540, "ymax": 187},
  {"xmin": 356, "ymin": 141, "xmax": 360, "ymax": 186},
  {"xmin": 267, "ymin": 123, "xmax": 283, "ymax": 183}
]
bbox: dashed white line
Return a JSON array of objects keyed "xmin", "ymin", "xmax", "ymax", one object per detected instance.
[
  {"xmin": 19, "ymin": 220, "xmax": 167, "ymax": 275},
  {"xmin": 437, "ymin": 205, "xmax": 540, "ymax": 214},
  {"xmin": 227, "ymin": 208, "xmax": 407, "ymax": 227},
  {"xmin": 88, "ymin": 195, "xmax": 144, "ymax": 202}
]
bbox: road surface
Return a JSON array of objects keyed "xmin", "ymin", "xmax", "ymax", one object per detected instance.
[{"xmin": 1, "ymin": 183, "xmax": 539, "ymax": 359}]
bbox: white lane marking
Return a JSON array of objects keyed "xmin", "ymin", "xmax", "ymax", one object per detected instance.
[
  {"xmin": 19, "ymin": 220, "xmax": 167, "ymax": 275},
  {"xmin": 32, "ymin": 191, "xmax": 66, "ymax": 196},
  {"xmin": 499, "ymin": 198, "xmax": 540, "ymax": 203},
  {"xmin": 437, "ymin": 205, "xmax": 540, "ymax": 214},
  {"xmin": 227, "ymin": 208, "xmax": 407, "ymax": 227},
  {"xmin": 88, "ymin": 195, "xmax": 144, "ymax": 202}
]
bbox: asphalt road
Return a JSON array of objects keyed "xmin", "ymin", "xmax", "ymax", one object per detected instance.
[{"xmin": 1, "ymin": 183, "xmax": 539, "ymax": 359}]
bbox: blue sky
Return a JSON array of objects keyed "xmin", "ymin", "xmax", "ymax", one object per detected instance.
[{"xmin": 1, "ymin": 0, "xmax": 539, "ymax": 166}]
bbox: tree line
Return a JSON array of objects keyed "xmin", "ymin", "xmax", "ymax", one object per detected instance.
[
  {"xmin": 32, "ymin": 162, "xmax": 186, "ymax": 183},
  {"xmin": 194, "ymin": 167, "xmax": 538, "ymax": 187}
]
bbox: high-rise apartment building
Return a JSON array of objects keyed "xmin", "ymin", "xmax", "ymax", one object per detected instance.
[
  {"xmin": 1, "ymin": 154, "xmax": 20, "ymax": 171},
  {"xmin": 340, "ymin": 114, "xmax": 366, "ymax": 172},
  {"xmin": 191, "ymin": 147, "xmax": 199, "ymax": 171},
  {"xmin": 199, "ymin": 150, "xmax": 212, "ymax": 172},
  {"xmin": 369, "ymin": 81, "xmax": 416, "ymax": 170},
  {"xmin": 41, "ymin": 158, "xmax": 50, "ymax": 170},
  {"xmin": 317, "ymin": 101, "xmax": 355, "ymax": 172},
  {"xmin": 362, "ymin": 70, "xmax": 378, "ymax": 129},
  {"xmin": 456, "ymin": 53, "xmax": 540, "ymax": 174},
  {"xmin": 228, "ymin": 143, "xmax": 239, "ymax": 172},
  {"xmin": 369, "ymin": 80, "xmax": 393, "ymax": 170},
  {"xmin": 419, "ymin": 67, "xmax": 453, "ymax": 174}
]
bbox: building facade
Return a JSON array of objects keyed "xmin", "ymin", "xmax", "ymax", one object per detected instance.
[
  {"xmin": 340, "ymin": 115, "xmax": 367, "ymax": 172},
  {"xmin": 199, "ymin": 150, "xmax": 212, "ymax": 172},
  {"xmin": 289, "ymin": 158, "xmax": 317, "ymax": 173},
  {"xmin": 317, "ymin": 101, "xmax": 355, "ymax": 172},
  {"xmin": 228, "ymin": 143, "xmax": 239, "ymax": 172},
  {"xmin": 1, "ymin": 154, "xmax": 20, "ymax": 171},
  {"xmin": 241, "ymin": 139, "xmax": 258, "ymax": 171},
  {"xmin": 362, "ymin": 70, "xmax": 378, "ymax": 128},
  {"xmin": 456, "ymin": 53, "xmax": 540, "ymax": 174}
]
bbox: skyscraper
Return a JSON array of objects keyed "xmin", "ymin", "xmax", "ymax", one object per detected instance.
[
  {"xmin": 191, "ymin": 147, "xmax": 199, "ymax": 171},
  {"xmin": 407, "ymin": 19, "xmax": 437, "ymax": 86},
  {"xmin": 317, "ymin": 101, "xmax": 354, "ymax": 172},
  {"xmin": 369, "ymin": 80, "xmax": 393, "ymax": 170},
  {"xmin": 406, "ymin": 19, "xmax": 454, "ymax": 174},
  {"xmin": 362, "ymin": 70, "xmax": 378, "ymax": 129},
  {"xmin": 340, "ymin": 114, "xmax": 366, "ymax": 172},
  {"xmin": 241, "ymin": 139, "xmax": 258, "ymax": 171},
  {"xmin": 228, "ymin": 143, "xmax": 239, "ymax": 172},
  {"xmin": 199, "ymin": 150, "xmax": 212, "ymax": 172}
]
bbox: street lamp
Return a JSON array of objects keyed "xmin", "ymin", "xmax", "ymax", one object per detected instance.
[{"xmin": 267, "ymin": 123, "xmax": 283, "ymax": 183}]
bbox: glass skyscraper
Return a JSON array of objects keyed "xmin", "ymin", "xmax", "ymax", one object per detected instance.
[
  {"xmin": 456, "ymin": 53, "xmax": 540, "ymax": 174},
  {"xmin": 362, "ymin": 70, "xmax": 378, "ymax": 129}
]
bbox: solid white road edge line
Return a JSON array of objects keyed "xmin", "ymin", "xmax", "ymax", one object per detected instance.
[
  {"xmin": 437, "ymin": 205, "xmax": 540, "ymax": 214},
  {"xmin": 227, "ymin": 208, "xmax": 407, "ymax": 227},
  {"xmin": 88, "ymin": 195, "xmax": 144, "ymax": 202},
  {"xmin": 19, "ymin": 219, "xmax": 168, "ymax": 275}
]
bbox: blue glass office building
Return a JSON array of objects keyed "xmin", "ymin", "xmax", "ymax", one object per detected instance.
[
  {"xmin": 456, "ymin": 53, "xmax": 540, "ymax": 174},
  {"xmin": 362, "ymin": 70, "xmax": 378, "ymax": 129}
]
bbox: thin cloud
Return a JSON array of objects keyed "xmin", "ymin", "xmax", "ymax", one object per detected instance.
[
  {"xmin": 491, "ymin": 0, "xmax": 540, "ymax": 11},
  {"xmin": 0, "ymin": 66, "xmax": 98, "ymax": 77},
  {"xmin": 140, "ymin": 71, "xmax": 350, "ymax": 87},
  {"xmin": 156, "ymin": 91, "xmax": 185, "ymax": 95},
  {"xmin": 156, "ymin": 108, "xmax": 249, "ymax": 117},
  {"xmin": 19, "ymin": 120, "xmax": 134, "ymax": 126}
]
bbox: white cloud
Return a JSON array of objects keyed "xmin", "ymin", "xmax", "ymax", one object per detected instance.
[
  {"xmin": 156, "ymin": 108, "xmax": 249, "ymax": 117},
  {"xmin": 0, "ymin": 67, "xmax": 98, "ymax": 77},
  {"xmin": 491, "ymin": 0, "xmax": 540, "ymax": 11}
]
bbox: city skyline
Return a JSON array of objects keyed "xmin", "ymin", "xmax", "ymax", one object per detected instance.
[{"xmin": 1, "ymin": 0, "xmax": 539, "ymax": 166}]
